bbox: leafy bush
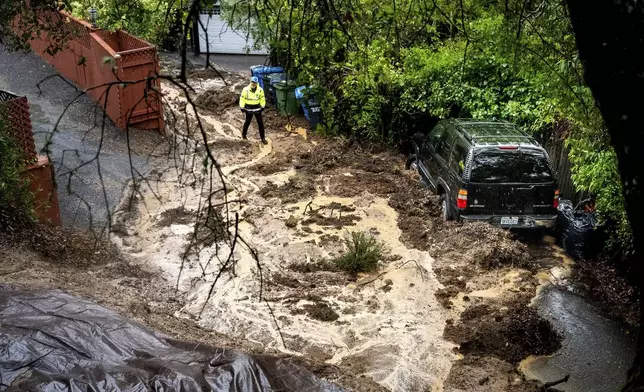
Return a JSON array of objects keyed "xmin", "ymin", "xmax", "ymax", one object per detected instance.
[
  {"xmin": 0, "ymin": 117, "xmax": 34, "ymax": 227},
  {"xmin": 0, "ymin": 0, "xmax": 69, "ymax": 52},
  {"xmin": 69, "ymin": 0, "xmax": 184, "ymax": 48},
  {"xmin": 567, "ymin": 133, "xmax": 633, "ymax": 254},
  {"xmin": 334, "ymin": 232, "xmax": 383, "ymax": 273}
]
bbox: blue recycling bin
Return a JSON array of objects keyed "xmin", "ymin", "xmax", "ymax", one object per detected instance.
[
  {"xmin": 295, "ymin": 85, "xmax": 309, "ymax": 100},
  {"xmin": 295, "ymin": 85, "xmax": 323, "ymax": 129},
  {"xmin": 304, "ymin": 101, "xmax": 323, "ymax": 129},
  {"xmin": 250, "ymin": 65, "xmax": 284, "ymax": 89},
  {"xmin": 295, "ymin": 86, "xmax": 310, "ymax": 117}
]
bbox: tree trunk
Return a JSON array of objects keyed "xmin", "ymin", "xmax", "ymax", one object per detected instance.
[{"xmin": 565, "ymin": 1, "xmax": 644, "ymax": 390}]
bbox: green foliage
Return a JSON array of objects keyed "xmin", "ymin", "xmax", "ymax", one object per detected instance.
[
  {"xmin": 224, "ymin": 0, "xmax": 632, "ymax": 251},
  {"xmin": 0, "ymin": 0, "xmax": 184, "ymax": 49},
  {"xmin": 0, "ymin": 0, "xmax": 74, "ymax": 53},
  {"xmin": 68, "ymin": 0, "xmax": 183, "ymax": 47},
  {"xmin": 334, "ymin": 232, "xmax": 383, "ymax": 273},
  {"xmin": 1, "ymin": 0, "xmax": 632, "ymax": 249},
  {"xmin": 567, "ymin": 132, "xmax": 633, "ymax": 253},
  {"xmin": 0, "ymin": 116, "xmax": 34, "ymax": 225}
]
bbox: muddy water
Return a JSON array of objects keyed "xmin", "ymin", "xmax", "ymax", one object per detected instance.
[
  {"xmin": 520, "ymin": 285, "xmax": 637, "ymax": 391},
  {"xmin": 116, "ymin": 179, "xmax": 456, "ymax": 391},
  {"xmin": 113, "ymin": 82, "xmax": 456, "ymax": 391},
  {"xmin": 122, "ymin": 78, "xmax": 639, "ymax": 392},
  {"xmin": 186, "ymin": 191, "xmax": 454, "ymax": 391}
]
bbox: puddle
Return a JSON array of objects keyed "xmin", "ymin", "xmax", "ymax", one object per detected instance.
[{"xmin": 520, "ymin": 285, "xmax": 637, "ymax": 391}]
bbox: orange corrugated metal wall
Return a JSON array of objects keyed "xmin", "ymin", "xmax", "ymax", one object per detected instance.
[{"xmin": 21, "ymin": 11, "xmax": 164, "ymax": 132}]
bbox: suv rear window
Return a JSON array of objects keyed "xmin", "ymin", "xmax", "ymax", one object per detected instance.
[{"xmin": 470, "ymin": 148, "xmax": 554, "ymax": 183}]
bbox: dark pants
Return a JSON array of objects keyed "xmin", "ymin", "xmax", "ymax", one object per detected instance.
[{"xmin": 242, "ymin": 109, "xmax": 265, "ymax": 140}]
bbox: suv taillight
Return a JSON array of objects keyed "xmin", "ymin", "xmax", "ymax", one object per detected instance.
[
  {"xmin": 457, "ymin": 189, "xmax": 468, "ymax": 209},
  {"xmin": 554, "ymin": 189, "xmax": 560, "ymax": 208}
]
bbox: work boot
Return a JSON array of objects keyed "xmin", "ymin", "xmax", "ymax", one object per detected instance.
[{"xmin": 261, "ymin": 139, "xmax": 268, "ymax": 145}]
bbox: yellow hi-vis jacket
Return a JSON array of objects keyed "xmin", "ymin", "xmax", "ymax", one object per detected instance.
[{"xmin": 239, "ymin": 85, "xmax": 266, "ymax": 108}]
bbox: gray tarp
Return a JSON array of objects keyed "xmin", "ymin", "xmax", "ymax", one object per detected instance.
[{"xmin": 0, "ymin": 286, "xmax": 343, "ymax": 392}]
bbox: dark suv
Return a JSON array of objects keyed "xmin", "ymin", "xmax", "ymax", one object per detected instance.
[{"xmin": 408, "ymin": 119, "xmax": 559, "ymax": 229}]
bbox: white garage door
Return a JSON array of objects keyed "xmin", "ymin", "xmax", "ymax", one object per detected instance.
[{"xmin": 198, "ymin": 8, "xmax": 267, "ymax": 55}]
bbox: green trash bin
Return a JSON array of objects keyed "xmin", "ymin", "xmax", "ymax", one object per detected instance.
[{"xmin": 274, "ymin": 80, "xmax": 299, "ymax": 115}]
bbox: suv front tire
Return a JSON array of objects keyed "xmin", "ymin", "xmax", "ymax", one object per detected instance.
[{"xmin": 406, "ymin": 153, "xmax": 418, "ymax": 171}]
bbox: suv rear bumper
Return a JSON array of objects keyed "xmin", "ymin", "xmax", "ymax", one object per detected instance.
[{"xmin": 460, "ymin": 214, "xmax": 557, "ymax": 229}]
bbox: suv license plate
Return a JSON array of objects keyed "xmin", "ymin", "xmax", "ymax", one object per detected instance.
[{"xmin": 501, "ymin": 217, "xmax": 519, "ymax": 225}]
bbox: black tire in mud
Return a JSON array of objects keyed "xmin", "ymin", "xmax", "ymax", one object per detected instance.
[
  {"xmin": 406, "ymin": 153, "xmax": 419, "ymax": 172},
  {"xmin": 441, "ymin": 194, "xmax": 453, "ymax": 221}
]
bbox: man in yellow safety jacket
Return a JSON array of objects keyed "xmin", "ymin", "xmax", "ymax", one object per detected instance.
[{"xmin": 239, "ymin": 76, "xmax": 267, "ymax": 144}]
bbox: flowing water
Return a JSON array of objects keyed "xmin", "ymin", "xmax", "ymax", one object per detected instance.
[{"xmin": 521, "ymin": 285, "xmax": 637, "ymax": 391}]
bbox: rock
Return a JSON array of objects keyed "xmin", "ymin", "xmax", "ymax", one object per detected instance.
[
  {"xmin": 286, "ymin": 216, "xmax": 298, "ymax": 228},
  {"xmin": 384, "ymin": 279, "xmax": 393, "ymax": 286}
]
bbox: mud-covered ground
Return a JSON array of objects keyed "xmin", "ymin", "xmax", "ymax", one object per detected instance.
[
  {"xmin": 108, "ymin": 64, "xmax": 573, "ymax": 391},
  {"xmin": 1, "ymin": 61, "xmax": 575, "ymax": 391},
  {"xmin": 570, "ymin": 256, "xmax": 640, "ymax": 328},
  {"xmin": 0, "ymin": 218, "xmax": 385, "ymax": 391}
]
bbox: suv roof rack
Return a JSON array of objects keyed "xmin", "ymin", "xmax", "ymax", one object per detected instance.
[{"xmin": 449, "ymin": 119, "xmax": 536, "ymax": 146}]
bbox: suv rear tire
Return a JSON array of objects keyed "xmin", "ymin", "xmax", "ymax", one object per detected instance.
[{"xmin": 440, "ymin": 194, "xmax": 453, "ymax": 221}]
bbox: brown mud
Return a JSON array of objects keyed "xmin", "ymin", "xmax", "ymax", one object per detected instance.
[
  {"xmin": 570, "ymin": 257, "xmax": 640, "ymax": 327},
  {"xmin": 195, "ymin": 88, "xmax": 239, "ymax": 115},
  {"xmin": 0, "ymin": 220, "xmax": 253, "ymax": 352},
  {"xmin": 0, "ymin": 219, "xmax": 385, "ymax": 391},
  {"xmin": 444, "ymin": 356, "xmax": 547, "ymax": 392},
  {"xmin": 260, "ymin": 174, "xmax": 317, "ymax": 204},
  {"xmin": 209, "ymin": 138, "xmax": 260, "ymax": 166},
  {"xmin": 445, "ymin": 306, "xmax": 562, "ymax": 364},
  {"xmin": 271, "ymin": 136, "xmax": 566, "ymax": 391},
  {"xmin": 301, "ymin": 209, "xmax": 362, "ymax": 228},
  {"xmin": 303, "ymin": 302, "xmax": 341, "ymax": 322},
  {"xmin": 156, "ymin": 207, "xmax": 196, "ymax": 227},
  {"xmin": 62, "ymin": 65, "xmax": 576, "ymax": 391},
  {"xmin": 262, "ymin": 107, "xmax": 310, "ymax": 130}
]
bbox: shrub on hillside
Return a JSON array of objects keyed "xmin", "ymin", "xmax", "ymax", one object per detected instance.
[
  {"xmin": 334, "ymin": 231, "xmax": 383, "ymax": 273},
  {"xmin": 0, "ymin": 118, "xmax": 34, "ymax": 229}
]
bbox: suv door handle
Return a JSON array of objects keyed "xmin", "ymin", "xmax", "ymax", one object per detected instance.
[{"xmin": 515, "ymin": 186, "xmax": 535, "ymax": 190}]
